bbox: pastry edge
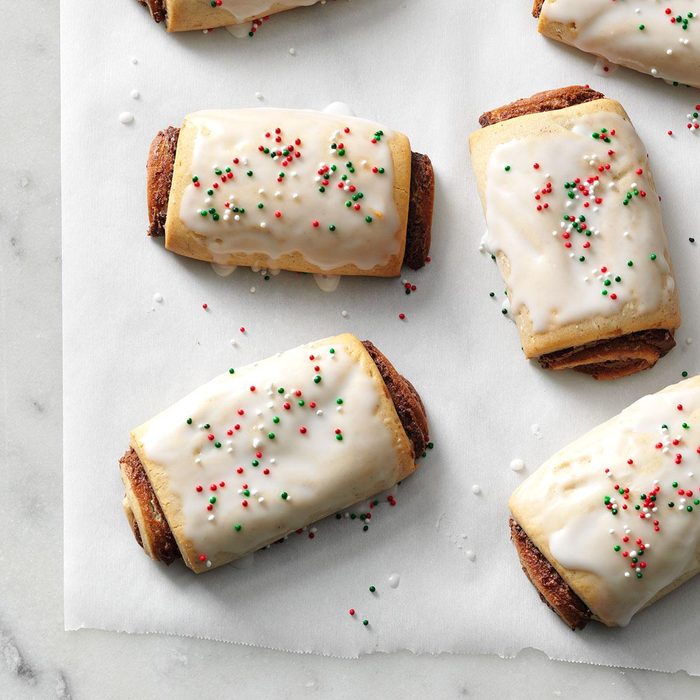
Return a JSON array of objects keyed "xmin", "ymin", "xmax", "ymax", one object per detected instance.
[{"xmin": 509, "ymin": 517, "xmax": 592, "ymax": 630}]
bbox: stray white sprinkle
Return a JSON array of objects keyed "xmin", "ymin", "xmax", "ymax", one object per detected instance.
[
  {"xmin": 118, "ymin": 111, "xmax": 134, "ymax": 124},
  {"xmin": 153, "ymin": 292, "xmax": 163, "ymax": 303},
  {"xmin": 289, "ymin": 47, "xmax": 296, "ymax": 56},
  {"xmin": 341, "ymin": 310, "xmax": 349, "ymax": 318},
  {"xmin": 510, "ymin": 458, "xmax": 525, "ymax": 472},
  {"xmin": 465, "ymin": 550, "xmax": 476, "ymax": 562},
  {"xmin": 471, "ymin": 484, "xmax": 481, "ymax": 495},
  {"xmin": 250, "ymin": 286, "xmax": 256, "ymax": 294},
  {"xmin": 130, "ymin": 56, "xmax": 138, "ymax": 64},
  {"xmin": 130, "ymin": 89, "xmax": 140, "ymax": 99},
  {"xmin": 255, "ymin": 91, "xmax": 264, "ymax": 101}
]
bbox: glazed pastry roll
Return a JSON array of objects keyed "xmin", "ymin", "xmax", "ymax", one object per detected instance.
[
  {"xmin": 510, "ymin": 375, "xmax": 700, "ymax": 629},
  {"xmin": 533, "ymin": 0, "xmax": 700, "ymax": 89},
  {"xmin": 138, "ymin": 0, "xmax": 322, "ymax": 32},
  {"xmin": 120, "ymin": 334, "xmax": 429, "ymax": 573},
  {"xmin": 147, "ymin": 109, "xmax": 434, "ymax": 276},
  {"xmin": 469, "ymin": 86, "xmax": 680, "ymax": 380}
]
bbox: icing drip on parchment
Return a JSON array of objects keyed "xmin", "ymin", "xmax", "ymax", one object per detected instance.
[
  {"xmin": 541, "ymin": 0, "xmax": 700, "ymax": 88},
  {"xmin": 136, "ymin": 338, "xmax": 403, "ymax": 571},
  {"xmin": 218, "ymin": 0, "xmax": 320, "ymax": 23},
  {"xmin": 483, "ymin": 110, "xmax": 673, "ymax": 333},
  {"xmin": 179, "ymin": 109, "xmax": 402, "ymax": 272}
]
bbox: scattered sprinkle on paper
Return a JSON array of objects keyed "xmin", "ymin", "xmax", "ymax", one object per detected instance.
[{"xmin": 510, "ymin": 458, "xmax": 525, "ymax": 472}]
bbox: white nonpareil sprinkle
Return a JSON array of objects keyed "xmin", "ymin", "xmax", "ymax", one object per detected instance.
[
  {"xmin": 118, "ymin": 111, "xmax": 134, "ymax": 124},
  {"xmin": 471, "ymin": 484, "xmax": 481, "ymax": 495},
  {"xmin": 510, "ymin": 458, "xmax": 525, "ymax": 472}
]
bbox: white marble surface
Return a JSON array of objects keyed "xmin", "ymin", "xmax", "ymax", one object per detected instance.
[{"xmin": 2, "ymin": 2, "xmax": 700, "ymax": 698}]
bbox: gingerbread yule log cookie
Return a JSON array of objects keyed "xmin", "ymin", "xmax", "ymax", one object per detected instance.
[
  {"xmin": 469, "ymin": 86, "xmax": 680, "ymax": 380},
  {"xmin": 509, "ymin": 375, "xmax": 700, "ymax": 629},
  {"xmin": 533, "ymin": 0, "xmax": 700, "ymax": 89},
  {"xmin": 147, "ymin": 109, "xmax": 434, "ymax": 276},
  {"xmin": 137, "ymin": 0, "xmax": 322, "ymax": 32},
  {"xmin": 119, "ymin": 334, "xmax": 429, "ymax": 573}
]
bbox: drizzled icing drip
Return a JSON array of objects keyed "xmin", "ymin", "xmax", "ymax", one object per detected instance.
[
  {"xmin": 178, "ymin": 109, "xmax": 402, "ymax": 272},
  {"xmin": 312, "ymin": 274, "xmax": 341, "ymax": 292},
  {"xmin": 512, "ymin": 376, "xmax": 700, "ymax": 626},
  {"xmin": 541, "ymin": 0, "xmax": 700, "ymax": 88},
  {"xmin": 132, "ymin": 336, "xmax": 406, "ymax": 572},
  {"xmin": 217, "ymin": 0, "xmax": 321, "ymax": 23},
  {"xmin": 483, "ymin": 110, "xmax": 673, "ymax": 333}
]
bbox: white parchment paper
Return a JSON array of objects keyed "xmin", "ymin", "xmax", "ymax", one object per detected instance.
[{"xmin": 62, "ymin": 0, "xmax": 700, "ymax": 672}]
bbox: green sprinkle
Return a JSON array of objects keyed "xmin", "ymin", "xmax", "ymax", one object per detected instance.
[
  {"xmin": 186, "ymin": 418, "xmax": 193, "ymax": 425},
  {"xmin": 329, "ymin": 348, "xmax": 335, "ymax": 354},
  {"xmin": 369, "ymin": 585, "xmax": 376, "ymax": 593},
  {"xmin": 362, "ymin": 619, "xmax": 369, "ymax": 626},
  {"xmin": 613, "ymin": 545, "xmax": 621, "ymax": 552},
  {"xmin": 268, "ymin": 432, "xmax": 276, "ymax": 440},
  {"xmin": 336, "ymin": 434, "xmax": 343, "ymax": 441},
  {"xmin": 234, "ymin": 524, "xmax": 242, "ymax": 532},
  {"xmin": 504, "ymin": 165, "xmax": 511, "ymax": 172},
  {"xmin": 273, "ymin": 416, "xmax": 280, "ymax": 424},
  {"xmin": 650, "ymin": 253, "xmax": 657, "ymax": 261},
  {"xmin": 638, "ymin": 23, "xmax": 645, "ymax": 30},
  {"xmin": 214, "ymin": 441, "xmax": 221, "ymax": 448},
  {"xmin": 209, "ymin": 496, "xmax": 216, "ymax": 504},
  {"xmin": 278, "ymin": 387, "xmax": 285, "ymax": 394},
  {"xmin": 243, "ymin": 489, "xmax": 250, "ymax": 497},
  {"xmin": 229, "ymin": 368, "xmax": 235, "ymax": 374},
  {"xmin": 328, "ymin": 224, "xmax": 336, "ymax": 231},
  {"xmin": 682, "ymin": 371, "xmax": 689, "ymax": 378},
  {"xmin": 298, "ymin": 399, "xmax": 305, "ymax": 407},
  {"xmin": 336, "ymin": 398, "xmax": 344, "ymax": 405},
  {"xmin": 314, "ymin": 375, "xmax": 322, "ymax": 384},
  {"xmin": 281, "ymin": 492, "xmax": 289, "ymax": 500}
]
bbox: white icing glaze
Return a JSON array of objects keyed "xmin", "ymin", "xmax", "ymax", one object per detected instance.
[
  {"xmin": 136, "ymin": 338, "xmax": 404, "ymax": 571},
  {"xmin": 514, "ymin": 376, "xmax": 700, "ymax": 625},
  {"xmin": 178, "ymin": 109, "xmax": 402, "ymax": 272},
  {"xmin": 541, "ymin": 0, "xmax": 700, "ymax": 88},
  {"xmin": 210, "ymin": 262, "xmax": 237, "ymax": 277},
  {"xmin": 312, "ymin": 274, "xmax": 341, "ymax": 292},
  {"xmin": 323, "ymin": 101, "xmax": 356, "ymax": 117},
  {"xmin": 219, "ymin": 0, "xmax": 320, "ymax": 23},
  {"xmin": 225, "ymin": 23, "xmax": 254, "ymax": 38},
  {"xmin": 483, "ymin": 111, "xmax": 672, "ymax": 333}
]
